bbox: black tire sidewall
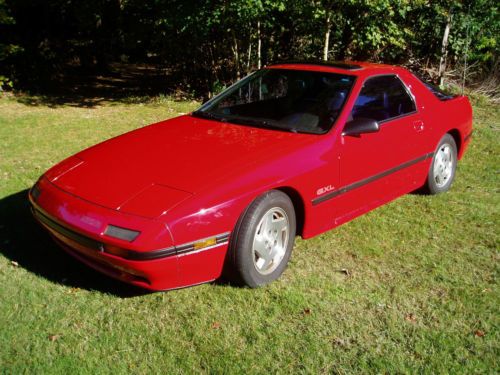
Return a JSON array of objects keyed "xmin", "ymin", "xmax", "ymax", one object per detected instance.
[
  {"xmin": 229, "ymin": 190, "xmax": 296, "ymax": 287},
  {"xmin": 427, "ymin": 134, "xmax": 457, "ymax": 194}
]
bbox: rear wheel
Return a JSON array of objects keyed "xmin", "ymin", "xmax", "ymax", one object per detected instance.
[
  {"xmin": 424, "ymin": 134, "xmax": 457, "ymax": 194},
  {"xmin": 228, "ymin": 190, "xmax": 296, "ymax": 287}
]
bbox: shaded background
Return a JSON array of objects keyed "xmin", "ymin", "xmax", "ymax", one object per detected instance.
[{"xmin": 0, "ymin": 0, "xmax": 498, "ymax": 100}]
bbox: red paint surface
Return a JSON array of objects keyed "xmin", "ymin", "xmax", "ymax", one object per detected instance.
[{"xmin": 30, "ymin": 62, "xmax": 473, "ymax": 290}]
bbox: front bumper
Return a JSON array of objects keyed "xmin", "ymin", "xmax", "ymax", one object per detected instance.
[{"xmin": 29, "ymin": 178, "xmax": 229, "ymax": 291}]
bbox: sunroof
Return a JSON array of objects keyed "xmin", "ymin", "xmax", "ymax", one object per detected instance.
[{"xmin": 271, "ymin": 60, "xmax": 363, "ymax": 70}]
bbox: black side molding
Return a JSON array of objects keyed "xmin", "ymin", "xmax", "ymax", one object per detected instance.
[{"xmin": 312, "ymin": 152, "xmax": 434, "ymax": 206}]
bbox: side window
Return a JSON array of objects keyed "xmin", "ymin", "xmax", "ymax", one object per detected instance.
[{"xmin": 350, "ymin": 75, "xmax": 416, "ymax": 122}]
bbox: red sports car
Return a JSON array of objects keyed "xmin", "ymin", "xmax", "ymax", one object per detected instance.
[{"xmin": 29, "ymin": 61, "xmax": 473, "ymax": 290}]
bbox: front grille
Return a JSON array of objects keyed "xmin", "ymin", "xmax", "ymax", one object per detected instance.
[{"xmin": 32, "ymin": 207, "xmax": 104, "ymax": 252}]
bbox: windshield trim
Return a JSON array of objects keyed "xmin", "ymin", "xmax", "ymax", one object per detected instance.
[{"xmin": 197, "ymin": 71, "xmax": 258, "ymax": 112}]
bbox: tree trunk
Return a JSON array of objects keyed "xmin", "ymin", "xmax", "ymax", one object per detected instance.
[
  {"xmin": 208, "ymin": 43, "xmax": 219, "ymax": 98},
  {"xmin": 247, "ymin": 33, "xmax": 252, "ymax": 72},
  {"xmin": 232, "ymin": 32, "xmax": 240, "ymax": 80},
  {"xmin": 438, "ymin": 11, "xmax": 453, "ymax": 87},
  {"xmin": 323, "ymin": 13, "xmax": 331, "ymax": 61},
  {"xmin": 257, "ymin": 21, "xmax": 262, "ymax": 69}
]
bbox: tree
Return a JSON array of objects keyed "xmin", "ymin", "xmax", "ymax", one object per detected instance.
[{"xmin": 0, "ymin": 0, "xmax": 496, "ymax": 95}]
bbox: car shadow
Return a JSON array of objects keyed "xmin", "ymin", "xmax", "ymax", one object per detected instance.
[{"xmin": 0, "ymin": 189, "xmax": 149, "ymax": 297}]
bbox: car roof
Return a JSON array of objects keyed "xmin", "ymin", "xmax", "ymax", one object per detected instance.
[{"xmin": 267, "ymin": 61, "xmax": 405, "ymax": 77}]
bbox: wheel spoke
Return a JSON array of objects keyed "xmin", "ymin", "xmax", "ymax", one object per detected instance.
[
  {"xmin": 271, "ymin": 216, "xmax": 287, "ymax": 235},
  {"xmin": 443, "ymin": 146, "xmax": 451, "ymax": 161},
  {"xmin": 253, "ymin": 235, "xmax": 267, "ymax": 257},
  {"xmin": 256, "ymin": 244, "xmax": 274, "ymax": 270},
  {"xmin": 272, "ymin": 245, "xmax": 285, "ymax": 262},
  {"xmin": 263, "ymin": 214, "xmax": 273, "ymax": 235},
  {"xmin": 255, "ymin": 257, "xmax": 266, "ymax": 270},
  {"xmin": 434, "ymin": 161, "xmax": 441, "ymax": 180}
]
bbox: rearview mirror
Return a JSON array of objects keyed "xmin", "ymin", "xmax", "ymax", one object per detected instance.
[{"xmin": 342, "ymin": 118, "xmax": 380, "ymax": 137}]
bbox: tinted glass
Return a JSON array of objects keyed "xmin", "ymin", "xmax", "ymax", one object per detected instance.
[
  {"xmin": 415, "ymin": 75, "xmax": 455, "ymax": 101},
  {"xmin": 193, "ymin": 69, "xmax": 356, "ymax": 134},
  {"xmin": 351, "ymin": 75, "xmax": 416, "ymax": 122}
]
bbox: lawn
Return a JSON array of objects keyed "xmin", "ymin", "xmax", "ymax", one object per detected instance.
[{"xmin": 0, "ymin": 93, "xmax": 498, "ymax": 374}]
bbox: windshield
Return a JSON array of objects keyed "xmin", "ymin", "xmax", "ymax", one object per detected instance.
[{"xmin": 193, "ymin": 68, "xmax": 356, "ymax": 134}]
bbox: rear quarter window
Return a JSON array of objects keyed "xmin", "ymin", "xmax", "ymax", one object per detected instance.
[{"xmin": 415, "ymin": 75, "xmax": 456, "ymax": 101}]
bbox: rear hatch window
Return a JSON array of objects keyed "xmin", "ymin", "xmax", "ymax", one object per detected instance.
[{"xmin": 416, "ymin": 75, "xmax": 456, "ymax": 101}]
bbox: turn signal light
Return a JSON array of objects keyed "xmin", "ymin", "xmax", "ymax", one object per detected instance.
[{"xmin": 193, "ymin": 237, "xmax": 217, "ymax": 250}]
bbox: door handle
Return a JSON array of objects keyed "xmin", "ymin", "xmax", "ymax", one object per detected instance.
[{"xmin": 413, "ymin": 120, "xmax": 425, "ymax": 132}]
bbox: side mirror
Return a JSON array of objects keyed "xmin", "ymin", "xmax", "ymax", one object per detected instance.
[{"xmin": 342, "ymin": 118, "xmax": 380, "ymax": 137}]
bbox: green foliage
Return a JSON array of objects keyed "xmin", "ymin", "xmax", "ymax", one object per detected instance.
[
  {"xmin": 0, "ymin": 0, "xmax": 19, "ymax": 89},
  {"xmin": 0, "ymin": 75, "xmax": 13, "ymax": 90},
  {"xmin": 0, "ymin": 0, "xmax": 497, "ymax": 94},
  {"xmin": 450, "ymin": 0, "xmax": 499, "ymax": 69}
]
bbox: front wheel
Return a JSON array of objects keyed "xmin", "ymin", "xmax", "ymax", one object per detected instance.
[
  {"xmin": 227, "ymin": 190, "xmax": 296, "ymax": 288},
  {"xmin": 424, "ymin": 134, "xmax": 457, "ymax": 194}
]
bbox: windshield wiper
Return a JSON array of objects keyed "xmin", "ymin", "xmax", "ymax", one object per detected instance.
[
  {"xmin": 192, "ymin": 111, "xmax": 299, "ymax": 133},
  {"xmin": 191, "ymin": 110, "xmax": 228, "ymax": 122},
  {"xmin": 227, "ymin": 117, "xmax": 298, "ymax": 133}
]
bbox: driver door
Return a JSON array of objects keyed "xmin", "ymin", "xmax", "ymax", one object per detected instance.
[{"xmin": 333, "ymin": 74, "xmax": 425, "ymax": 223}]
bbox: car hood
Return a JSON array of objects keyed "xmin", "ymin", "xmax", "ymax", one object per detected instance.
[{"xmin": 49, "ymin": 115, "xmax": 316, "ymax": 217}]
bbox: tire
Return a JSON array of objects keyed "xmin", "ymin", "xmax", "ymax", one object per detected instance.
[
  {"xmin": 424, "ymin": 133, "xmax": 457, "ymax": 194},
  {"xmin": 228, "ymin": 190, "xmax": 296, "ymax": 288}
]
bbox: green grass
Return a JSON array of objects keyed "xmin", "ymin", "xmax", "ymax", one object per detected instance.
[{"xmin": 0, "ymin": 93, "xmax": 498, "ymax": 374}]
